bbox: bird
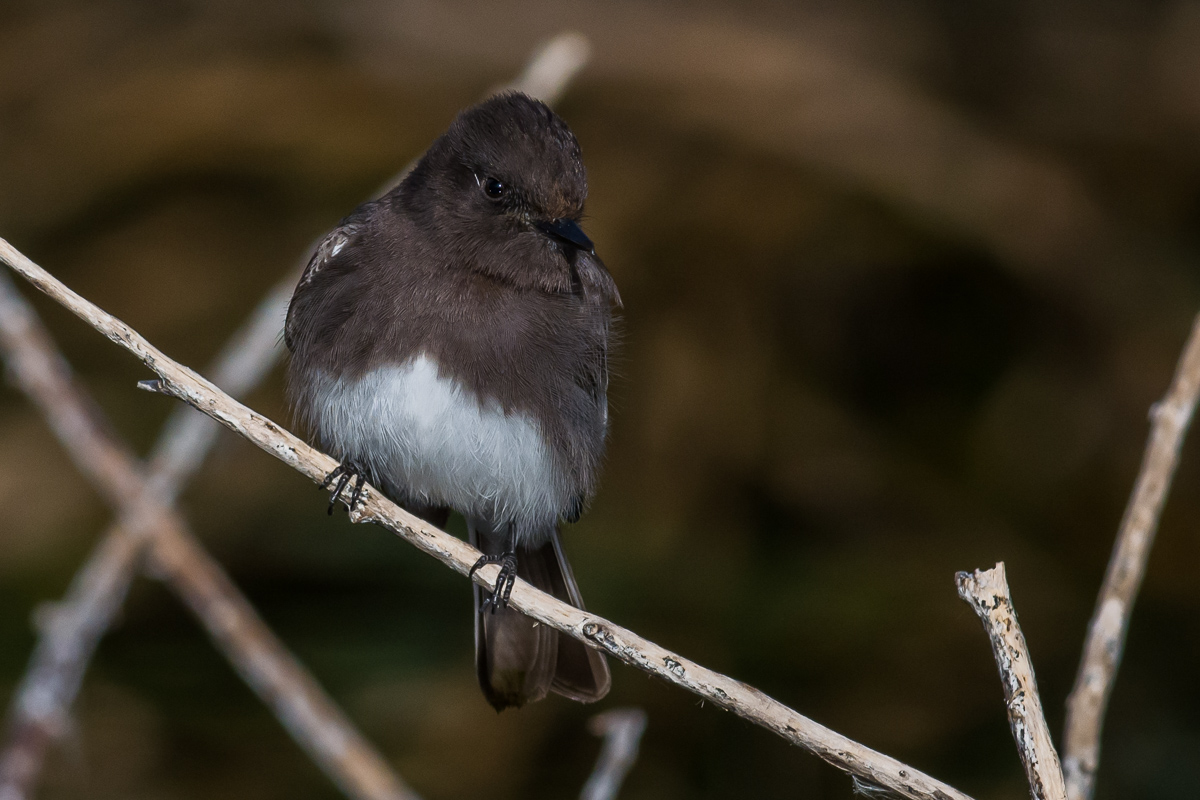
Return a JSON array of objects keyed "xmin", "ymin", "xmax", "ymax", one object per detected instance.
[{"xmin": 284, "ymin": 92, "xmax": 617, "ymax": 711}]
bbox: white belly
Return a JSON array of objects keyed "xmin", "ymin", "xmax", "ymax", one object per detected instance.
[{"xmin": 307, "ymin": 354, "xmax": 565, "ymax": 534}]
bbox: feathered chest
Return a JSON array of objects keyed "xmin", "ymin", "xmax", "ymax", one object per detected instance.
[{"xmin": 302, "ymin": 354, "xmax": 572, "ymax": 538}]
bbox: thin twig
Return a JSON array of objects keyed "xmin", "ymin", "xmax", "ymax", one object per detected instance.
[
  {"xmin": 0, "ymin": 32, "xmax": 591, "ymax": 800},
  {"xmin": 580, "ymin": 708, "xmax": 647, "ymax": 800},
  {"xmin": 956, "ymin": 563, "xmax": 1066, "ymax": 800},
  {"xmin": 1, "ymin": 239, "xmax": 975, "ymax": 800},
  {"xmin": 0, "ymin": 269, "xmax": 419, "ymax": 800},
  {"xmin": 1061, "ymin": 312, "xmax": 1200, "ymax": 800}
]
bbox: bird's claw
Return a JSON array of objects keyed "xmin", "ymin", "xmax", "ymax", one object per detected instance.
[
  {"xmin": 469, "ymin": 551, "xmax": 519, "ymax": 612},
  {"xmin": 320, "ymin": 462, "xmax": 367, "ymax": 515}
]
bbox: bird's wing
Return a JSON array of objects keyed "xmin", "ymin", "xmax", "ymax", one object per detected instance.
[{"xmin": 284, "ymin": 222, "xmax": 363, "ymax": 351}]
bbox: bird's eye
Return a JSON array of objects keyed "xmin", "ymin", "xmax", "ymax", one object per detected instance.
[{"xmin": 483, "ymin": 177, "xmax": 507, "ymax": 199}]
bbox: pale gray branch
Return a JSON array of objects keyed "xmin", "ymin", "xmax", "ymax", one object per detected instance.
[
  {"xmin": 1, "ymin": 237, "xmax": 975, "ymax": 800},
  {"xmin": 1061, "ymin": 311, "xmax": 1200, "ymax": 800},
  {"xmin": 956, "ymin": 563, "xmax": 1066, "ymax": 800},
  {"xmin": 580, "ymin": 708, "xmax": 647, "ymax": 800}
]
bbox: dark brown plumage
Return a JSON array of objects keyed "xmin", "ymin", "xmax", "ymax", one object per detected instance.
[{"xmin": 285, "ymin": 92, "xmax": 617, "ymax": 710}]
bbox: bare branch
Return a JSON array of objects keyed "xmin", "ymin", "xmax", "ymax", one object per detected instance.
[
  {"xmin": 1, "ymin": 239, "xmax": 975, "ymax": 800},
  {"xmin": 1061, "ymin": 312, "xmax": 1200, "ymax": 800},
  {"xmin": 580, "ymin": 708, "xmax": 647, "ymax": 800},
  {"xmin": 0, "ymin": 269, "xmax": 418, "ymax": 800},
  {"xmin": 0, "ymin": 32, "xmax": 592, "ymax": 800},
  {"xmin": 956, "ymin": 564, "xmax": 1066, "ymax": 800}
]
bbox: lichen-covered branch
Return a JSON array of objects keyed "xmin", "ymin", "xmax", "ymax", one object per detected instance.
[
  {"xmin": 1, "ymin": 238, "xmax": 974, "ymax": 800},
  {"xmin": 1061, "ymin": 312, "xmax": 1200, "ymax": 800},
  {"xmin": 956, "ymin": 564, "xmax": 1066, "ymax": 800}
]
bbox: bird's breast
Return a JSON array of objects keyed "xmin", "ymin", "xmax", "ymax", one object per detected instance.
[{"xmin": 305, "ymin": 354, "xmax": 568, "ymax": 537}]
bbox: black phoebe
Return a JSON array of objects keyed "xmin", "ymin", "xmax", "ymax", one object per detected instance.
[{"xmin": 284, "ymin": 93, "xmax": 617, "ymax": 711}]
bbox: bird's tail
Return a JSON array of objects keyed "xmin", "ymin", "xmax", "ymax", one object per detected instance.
[{"xmin": 468, "ymin": 520, "xmax": 611, "ymax": 711}]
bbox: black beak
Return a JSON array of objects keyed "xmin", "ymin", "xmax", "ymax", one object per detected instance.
[{"xmin": 536, "ymin": 218, "xmax": 595, "ymax": 255}]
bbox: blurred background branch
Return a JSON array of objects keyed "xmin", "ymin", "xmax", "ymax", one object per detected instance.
[
  {"xmin": 1062, "ymin": 311, "xmax": 1200, "ymax": 800},
  {"xmin": 0, "ymin": 257, "xmax": 302, "ymax": 800},
  {"xmin": 580, "ymin": 708, "xmax": 647, "ymax": 800},
  {"xmin": 0, "ymin": 269, "xmax": 419, "ymax": 800}
]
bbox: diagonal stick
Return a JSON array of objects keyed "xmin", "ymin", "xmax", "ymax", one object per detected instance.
[
  {"xmin": 0, "ymin": 237, "xmax": 976, "ymax": 800},
  {"xmin": 1061, "ymin": 312, "xmax": 1200, "ymax": 800}
]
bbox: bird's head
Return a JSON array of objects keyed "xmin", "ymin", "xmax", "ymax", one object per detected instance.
[{"xmin": 403, "ymin": 93, "xmax": 601, "ymax": 289}]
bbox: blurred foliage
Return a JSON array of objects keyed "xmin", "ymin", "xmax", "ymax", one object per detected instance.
[{"xmin": 4, "ymin": 1, "xmax": 1200, "ymax": 798}]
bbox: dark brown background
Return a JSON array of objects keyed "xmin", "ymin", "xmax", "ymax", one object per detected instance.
[{"xmin": 3, "ymin": 1, "xmax": 1200, "ymax": 798}]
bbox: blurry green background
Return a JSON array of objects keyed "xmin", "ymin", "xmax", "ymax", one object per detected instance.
[{"xmin": 4, "ymin": 1, "xmax": 1200, "ymax": 798}]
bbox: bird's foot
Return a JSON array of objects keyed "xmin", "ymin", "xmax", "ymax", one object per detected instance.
[
  {"xmin": 469, "ymin": 550, "xmax": 519, "ymax": 612},
  {"xmin": 320, "ymin": 461, "xmax": 368, "ymax": 515}
]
